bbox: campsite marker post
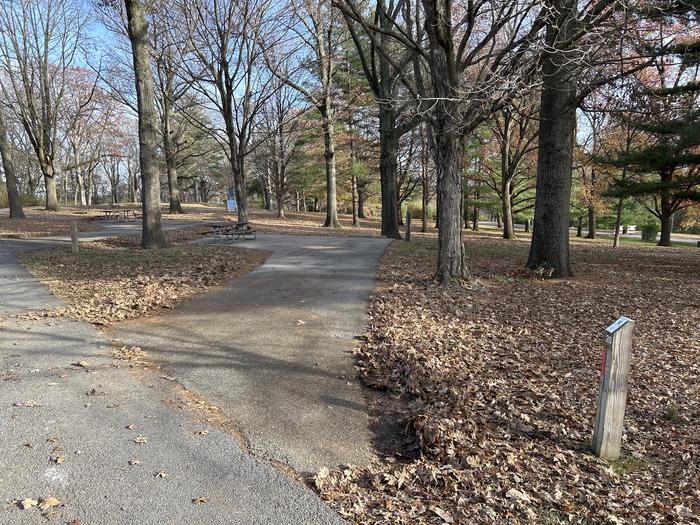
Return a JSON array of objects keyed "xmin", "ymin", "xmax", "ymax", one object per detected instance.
[{"xmin": 593, "ymin": 316, "xmax": 635, "ymax": 460}]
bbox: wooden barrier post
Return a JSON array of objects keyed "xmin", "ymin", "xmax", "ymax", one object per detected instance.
[
  {"xmin": 593, "ymin": 316, "xmax": 635, "ymax": 460},
  {"xmin": 71, "ymin": 221, "xmax": 79, "ymax": 253},
  {"xmin": 405, "ymin": 210, "xmax": 411, "ymax": 241}
]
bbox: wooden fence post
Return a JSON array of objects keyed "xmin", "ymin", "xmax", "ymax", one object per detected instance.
[
  {"xmin": 405, "ymin": 210, "xmax": 411, "ymax": 241},
  {"xmin": 593, "ymin": 316, "xmax": 635, "ymax": 460},
  {"xmin": 71, "ymin": 221, "xmax": 79, "ymax": 253}
]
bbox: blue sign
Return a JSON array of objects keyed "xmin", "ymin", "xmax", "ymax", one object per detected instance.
[{"xmin": 227, "ymin": 199, "xmax": 237, "ymax": 212}]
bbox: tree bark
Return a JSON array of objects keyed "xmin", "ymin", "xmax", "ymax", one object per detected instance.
[
  {"xmin": 320, "ymin": 104, "xmax": 340, "ymax": 228},
  {"xmin": 378, "ymin": 107, "xmax": 400, "ymax": 238},
  {"xmin": 422, "ymin": 177, "xmax": 429, "ymax": 232},
  {"xmin": 125, "ymin": 0, "xmax": 166, "ymax": 249},
  {"xmin": 502, "ymin": 179, "xmax": 514, "ymax": 239},
  {"xmin": 612, "ymin": 196, "xmax": 623, "ymax": 247},
  {"xmin": 43, "ymin": 168, "xmax": 59, "ymax": 211},
  {"xmin": 577, "ymin": 216, "xmax": 583, "ymax": 237},
  {"xmin": 0, "ymin": 104, "xmax": 24, "ymax": 218},
  {"xmin": 424, "ymin": 0, "xmax": 468, "ymax": 283},
  {"xmin": 587, "ymin": 204, "xmax": 596, "ymax": 239},
  {"xmin": 658, "ymin": 172, "xmax": 673, "ymax": 246},
  {"xmin": 163, "ymin": 108, "xmax": 184, "ymax": 214},
  {"xmin": 358, "ymin": 189, "xmax": 365, "ymax": 218},
  {"xmin": 526, "ymin": 0, "xmax": 576, "ymax": 277}
]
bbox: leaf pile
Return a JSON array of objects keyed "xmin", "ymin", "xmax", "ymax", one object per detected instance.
[
  {"xmin": 19, "ymin": 243, "xmax": 269, "ymax": 325},
  {"xmin": 318, "ymin": 238, "xmax": 700, "ymax": 524}
]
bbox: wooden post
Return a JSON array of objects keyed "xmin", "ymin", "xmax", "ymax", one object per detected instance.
[
  {"xmin": 405, "ymin": 210, "xmax": 411, "ymax": 241},
  {"xmin": 71, "ymin": 221, "xmax": 79, "ymax": 253},
  {"xmin": 593, "ymin": 316, "xmax": 635, "ymax": 460}
]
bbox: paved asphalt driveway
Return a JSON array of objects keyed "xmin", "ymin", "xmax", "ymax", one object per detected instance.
[
  {"xmin": 1, "ymin": 226, "xmax": 388, "ymax": 524},
  {"xmin": 115, "ymin": 234, "xmax": 392, "ymax": 474}
]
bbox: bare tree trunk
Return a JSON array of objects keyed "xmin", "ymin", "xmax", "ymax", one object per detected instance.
[
  {"xmin": 576, "ymin": 216, "xmax": 583, "ymax": 237},
  {"xmin": 612, "ymin": 196, "xmax": 623, "ymax": 247},
  {"xmin": 587, "ymin": 167, "xmax": 597, "ymax": 239},
  {"xmin": 502, "ymin": 180, "xmax": 515, "ymax": 239},
  {"xmin": 351, "ymin": 171, "xmax": 359, "ymax": 226},
  {"xmin": 379, "ymin": 107, "xmax": 400, "ymax": 238},
  {"xmin": 0, "ymin": 103, "xmax": 24, "ymax": 218},
  {"xmin": 587, "ymin": 204, "xmax": 596, "ymax": 239},
  {"xmin": 163, "ymin": 114, "xmax": 184, "ymax": 214},
  {"xmin": 658, "ymin": 173, "xmax": 673, "ymax": 247},
  {"xmin": 125, "ymin": 0, "xmax": 165, "ymax": 249},
  {"xmin": 263, "ymin": 162, "xmax": 272, "ymax": 210},
  {"xmin": 526, "ymin": 0, "xmax": 576, "ymax": 277},
  {"xmin": 358, "ymin": 189, "xmax": 365, "ymax": 218},
  {"xmin": 41, "ymin": 160, "xmax": 59, "ymax": 211},
  {"xmin": 421, "ymin": 177, "xmax": 429, "ymax": 233},
  {"xmin": 276, "ymin": 164, "xmax": 286, "ymax": 219},
  {"xmin": 320, "ymin": 104, "xmax": 340, "ymax": 228}
]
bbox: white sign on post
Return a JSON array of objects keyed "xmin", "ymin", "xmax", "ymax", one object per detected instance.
[{"xmin": 593, "ymin": 316, "xmax": 635, "ymax": 460}]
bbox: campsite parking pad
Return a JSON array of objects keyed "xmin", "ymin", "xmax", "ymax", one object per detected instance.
[{"xmin": 114, "ymin": 234, "xmax": 391, "ymax": 474}]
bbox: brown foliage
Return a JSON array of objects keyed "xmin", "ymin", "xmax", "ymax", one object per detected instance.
[
  {"xmin": 319, "ymin": 238, "xmax": 700, "ymax": 524},
  {"xmin": 19, "ymin": 239, "xmax": 269, "ymax": 326}
]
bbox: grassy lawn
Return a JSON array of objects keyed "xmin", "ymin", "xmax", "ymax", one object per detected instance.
[{"xmin": 318, "ymin": 237, "xmax": 700, "ymax": 524}]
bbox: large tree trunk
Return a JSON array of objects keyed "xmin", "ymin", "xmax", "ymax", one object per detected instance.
[
  {"xmin": 378, "ymin": 107, "xmax": 400, "ymax": 238},
  {"xmin": 320, "ymin": 104, "xmax": 340, "ymax": 228},
  {"xmin": 434, "ymin": 129, "xmax": 467, "ymax": 282},
  {"xmin": 125, "ymin": 0, "xmax": 165, "ymax": 249},
  {"xmin": 425, "ymin": 0, "xmax": 467, "ymax": 283},
  {"xmin": 0, "ymin": 104, "xmax": 24, "ymax": 218},
  {"xmin": 526, "ymin": 0, "xmax": 576, "ymax": 278},
  {"xmin": 43, "ymin": 168, "xmax": 59, "ymax": 211}
]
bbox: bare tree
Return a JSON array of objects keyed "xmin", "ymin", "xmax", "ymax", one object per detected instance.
[
  {"xmin": 260, "ymin": 80, "xmax": 304, "ymax": 218},
  {"xmin": 485, "ymin": 101, "xmax": 539, "ymax": 239},
  {"xmin": 336, "ymin": 0, "xmax": 425, "ymax": 238},
  {"xmin": 150, "ymin": 0, "xmax": 190, "ymax": 214},
  {"xmin": 179, "ymin": 0, "xmax": 273, "ymax": 224},
  {"xmin": 124, "ymin": 0, "xmax": 165, "ymax": 248},
  {"xmin": 339, "ymin": 0, "xmax": 545, "ymax": 282},
  {"xmin": 0, "ymin": 99, "xmax": 24, "ymax": 217},
  {"xmin": 0, "ymin": 0, "xmax": 88, "ymax": 210},
  {"xmin": 266, "ymin": 0, "xmax": 344, "ymax": 228}
]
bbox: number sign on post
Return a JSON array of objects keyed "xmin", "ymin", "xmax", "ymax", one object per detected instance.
[{"xmin": 593, "ymin": 316, "xmax": 635, "ymax": 460}]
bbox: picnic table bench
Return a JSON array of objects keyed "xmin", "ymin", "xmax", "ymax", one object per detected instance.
[
  {"xmin": 202, "ymin": 221, "xmax": 257, "ymax": 241},
  {"xmin": 102, "ymin": 209, "xmax": 137, "ymax": 222}
]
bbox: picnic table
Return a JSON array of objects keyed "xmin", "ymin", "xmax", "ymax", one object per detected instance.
[
  {"xmin": 203, "ymin": 221, "xmax": 257, "ymax": 241},
  {"xmin": 103, "ymin": 209, "xmax": 137, "ymax": 222}
]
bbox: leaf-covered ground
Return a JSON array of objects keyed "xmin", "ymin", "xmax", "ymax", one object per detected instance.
[
  {"xmin": 0, "ymin": 208, "xmax": 102, "ymax": 238},
  {"xmin": 19, "ymin": 239, "xmax": 269, "ymax": 326},
  {"xmin": 318, "ymin": 237, "xmax": 700, "ymax": 524}
]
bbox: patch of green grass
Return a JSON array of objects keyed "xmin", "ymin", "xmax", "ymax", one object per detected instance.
[
  {"xmin": 663, "ymin": 403, "xmax": 680, "ymax": 422},
  {"xmin": 612, "ymin": 455, "xmax": 646, "ymax": 475}
]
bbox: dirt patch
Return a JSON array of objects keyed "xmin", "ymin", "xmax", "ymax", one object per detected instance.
[{"xmin": 318, "ymin": 237, "xmax": 700, "ymax": 524}]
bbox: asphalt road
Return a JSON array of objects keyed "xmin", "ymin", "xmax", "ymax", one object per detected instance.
[
  {"xmin": 0, "ymin": 225, "xmax": 376, "ymax": 524},
  {"xmin": 115, "ymin": 234, "xmax": 392, "ymax": 474}
]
